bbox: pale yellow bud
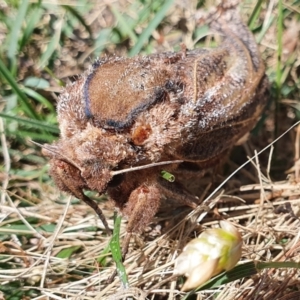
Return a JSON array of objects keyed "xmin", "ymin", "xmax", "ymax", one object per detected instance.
[{"xmin": 174, "ymin": 221, "xmax": 242, "ymax": 291}]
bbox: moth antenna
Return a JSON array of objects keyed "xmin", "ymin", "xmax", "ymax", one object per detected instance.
[
  {"xmin": 30, "ymin": 139, "xmax": 49, "ymax": 149},
  {"xmin": 111, "ymin": 160, "xmax": 183, "ymax": 176},
  {"xmin": 30, "ymin": 140, "xmax": 83, "ymax": 172}
]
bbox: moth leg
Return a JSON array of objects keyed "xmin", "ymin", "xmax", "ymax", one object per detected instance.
[
  {"xmin": 123, "ymin": 185, "xmax": 161, "ymax": 234},
  {"xmin": 108, "ymin": 185, "xmax": 161, "ymax": 283},
  {"xmin": 157, "ymin": 179, "xmax": 198, "ymax": 209},
  {"xmin": 120, "ymin": 184, "xmax": 161, "ymax": 260}
]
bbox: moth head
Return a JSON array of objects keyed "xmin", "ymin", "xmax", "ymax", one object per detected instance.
[{"xmin": 42, "ymin": 142, "xmax": 114, "ymax": 198}]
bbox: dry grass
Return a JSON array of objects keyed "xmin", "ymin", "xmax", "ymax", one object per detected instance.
[{"xmin": 1, "ymin": 0, "xmax": 300, "ymax": 299}]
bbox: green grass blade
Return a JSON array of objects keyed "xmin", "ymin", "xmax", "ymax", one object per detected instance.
[
  {"xmin": 7, "ymin": 0, "xmax": 29, "ymax": 64},
  {"xmin": 20, "ymin": 4, "xmax": 43, "ymax": 49},
  {"xmin": 56, "ymin": 246, "xmax": 82, "ymax": 259},
  {"xmin": 0, "ymin": 59, "xmax": 40, "ymax": 120},
  {"xmin": 12, "ymin": 130, "xmax": 57, "ymax": 143},
  {"xmin": 256, "ymin": 261, "xmax": 300, "ymax": 270},
  {"xmin": 196, "ymin": 262, "xmax": 258, "ymax": 292},
  {"xmin": 247, "ymin": 0, "xmax": 263, "ymax": 30},
  {"xmin": 0, "ymin": 147, "xmax": 46, "ymax": 164},
  {"xmin": 276, "ymin": 0, "xmax": 283, "ymax": 91},
  {"xmin": 97, "ymin": 243, "xmax": 111, "ymax": 267},
  {"xmin": 273, "ymin": 0, "xmax": 284, "ymax": 138},
  {"xmin": 109, "ymin": 213, "xmax": 129, "ymax": 288},
  {"xmin": 62, "ymin": 5, "xmax": 92, "ymax": 38},
  {"xmin": 39, "ymin": 18, "xmax": 63, "ymax": 68},
  {"xmin": 44, "ymin": 66, "xmax": 64, "ymax": 87},
  {"xmin": 111, "ymin": 5, "xmax": 138, "ymax": 43},
  {"xmin": 23, "ymin": 87, "xmax": 55, "ymax": 113},
  {"xmin": 256, "ymin": 15, "xmax": 275, "ymax": 43},
  {"xmin": 94, "ymin": 28, "xmax": 111, "ymax": 57},
  {"xmin": 134, "ymin": 2, "xmax": 153, "ymax": 25},
  {"xmin": 182, "ymin": 260, "xmax": 300, "ymax": 298},
  {"xmin": 0, "ymin": 113, "xmax": 59, "ymax": 134},
  {"xmin": 129, "ymin": 0, "xmax": 175, "ymax": 56},
  {"xmin": 10, "ymin": 167, "xmax": 49, "ymax": 179}
]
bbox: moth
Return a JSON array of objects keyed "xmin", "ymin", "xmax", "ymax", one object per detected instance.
[{"xmin": 43, "ymin": 4, "xmax": 269, "ymax": 256}]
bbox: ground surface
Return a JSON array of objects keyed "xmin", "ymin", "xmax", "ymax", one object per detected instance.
[{"xmin": 0, "ymin": 0, "xmax": 300, "ymax": 299}]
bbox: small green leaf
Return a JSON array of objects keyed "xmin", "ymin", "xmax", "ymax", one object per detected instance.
[
  {"xmin": 161, "ymin": 170, "xmax": 175, "ymax": 182},
  {"xmin": 194, "ymin": 25, "xmax": 209, "ymax": 45},
  {"xmin": 24, "ymin": 77, "xmax": 50, "ymax": 89}
]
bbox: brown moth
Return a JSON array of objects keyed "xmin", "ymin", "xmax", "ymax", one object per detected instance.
[{"xmin": 43, "ymin": 4, "xmax": 269, "ymax": 253}]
